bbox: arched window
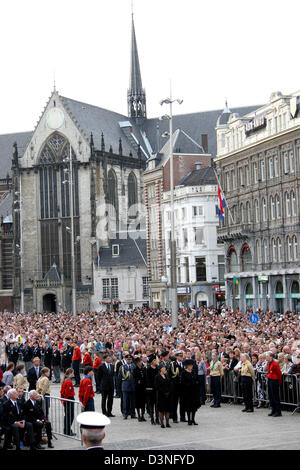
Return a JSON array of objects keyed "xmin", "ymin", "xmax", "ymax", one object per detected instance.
[
  {"xmin": 263, "ymin": 239, "xmax": 268, "ymax": 263},
  {"xmin": 285, "ymin": 192, "xmax": 291, "ymax": 217},
  {"xmin": 272, "ymin": 238, "xmax": 277, "ymax": 262},
  {"xmin": 275, "ymin": 194, "xmax": 281, "ymax": 219},
  {"xmin": 107, "ymin": 168, "xmax": 118, "ymax": 222},
  {"xmin": 270, "ymin": 196, "xmax": 275, "ymax": 220},
  {"xmin": 246, "ymin": 201, "xmax": 251, "ymax": 223},
  {"xmin": 228, "ymin": 247, "xmax": 238, "ymax": 272},
  {"xmin": 262, "ymin": 198, "xmax": 267, "ymax": 221},
  {"xmin": 254, "ymin": 199, "xmax": 259, "ymax": 223},
  {"xmin": 277, "ymin": 238, "xmax": 282, "ymax": 262},
  {"xmin": 291, "ymin": 190, "xmax": 296, "ymax": 216},
  {"xmin": 256, "ymin": 239, "xmax": 261, "ymax": 264},
  {"xmin": 241, "ymin": 244, "xmax": 252, "ymax": 271},
  {"xmin": 292, "ymin": 235, "xmax": 298, "ymax": 261},
  {"xmin": 128, "ymin": 172, "xmax": 138, "ymax": 209},
  {"xmin": 240, "ymin": 203, "xmax": 244, "ymax": 223},
  {"xmin": 286, "ymin": 236, "xmax": 292, "ymax": 261}
]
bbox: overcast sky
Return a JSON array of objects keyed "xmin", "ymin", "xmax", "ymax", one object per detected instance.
[{"xmin": 1, "ymin": 0, "xmax": 300, "ymax": 134}]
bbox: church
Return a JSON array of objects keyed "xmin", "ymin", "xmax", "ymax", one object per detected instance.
[{"xmin": 0, "ymin": 15, "xmax": 258, "ymax": 312}]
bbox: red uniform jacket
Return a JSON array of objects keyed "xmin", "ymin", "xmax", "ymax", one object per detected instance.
[
  {"xmin": 267, "ymin": 360, "xmax": 282, "ymax": 385},
  {"xmin": 83, "ymin": 352, "xmax": 93, "ymax": 366},
  {"xmin": 79, "ymin": 376, "xmax": 95, "ymax": 407},
  {"xmin": 93, "ymin": 357, "xmax": 102, "ymax": 370},
  {"xmin": 60, "ymin": 378, "xmax": 75, "ymax": 405},
  {"xmin": 72, "ymin": 346, "xmax": 81, "ymax": 362}
]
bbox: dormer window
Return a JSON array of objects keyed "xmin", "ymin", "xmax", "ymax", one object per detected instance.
[{"xmin": 112, "ymin": 244, "xmax": 119, "ymax": 257}]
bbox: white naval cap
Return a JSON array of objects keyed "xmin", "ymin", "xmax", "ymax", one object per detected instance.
[{"xmin": 76, "ymin": 412, "xmax": 111, "ymax": 429}]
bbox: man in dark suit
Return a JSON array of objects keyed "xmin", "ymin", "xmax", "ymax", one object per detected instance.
[
  {"xmin": 23, "ymin": 390, "xmax": 54, "ymax": 448},
  {"xmin": 27, "ymin": 357, "xmax": 42, "ymax": 391},
  {"xmin": 43, "ymin": 342, "xmax": 53, "ymax": 380},
  {"xmin": 98, "ymin": 354, "xmax": 115, "ymax": 417},
  {"xmin": 2, "ymin": 388, "xmax": 36, "ymax": 450},
  {"xmin": 118, "ymin": 355, "xmax": 136, "ymax": 419}
]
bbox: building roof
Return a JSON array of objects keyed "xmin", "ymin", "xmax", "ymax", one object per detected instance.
[
  {"xmin": 177, "ymin": 166, "xmax": 217, "ymax": 187},
  {"xmin": 59, "ymin": 95, "xmax": 149, "ymax": 159},
  {"xmin": 97, "ymin": 233, "xmax": 147, "ymax": 268},
  {"xmin": 129, "ymin": 15, "xmax": 143, "ymax": 95},
  {"xmin": 0, "ymin": 132, "xmax": 33, "ymax": 178},
  {"xmin": 142, "ymin": 105, "xmax": 261, "ymax": 158}
]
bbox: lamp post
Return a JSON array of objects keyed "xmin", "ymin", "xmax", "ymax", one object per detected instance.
[
  {"xmin": 14, "ymin": 180, "xmax": 24, "ymax": 313},
  {"xmin": 63, "ymin": 144, "xmax": 77, "ymax": 316},
  {"xmin": 160, "ymin": 90, "xmax": 183, "ymax": 328}
]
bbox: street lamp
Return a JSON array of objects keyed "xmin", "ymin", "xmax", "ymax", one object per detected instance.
[
  {"xmin": 63, "ymin": 145, "xmax": 77, "ymax": 316},
  {"xmin": 160, "ymin": 90, "xmax": 183, "ymax": 328},
  {"xmin": 14, "ymin": 180, "xmax": 24, "ymax": 313}
]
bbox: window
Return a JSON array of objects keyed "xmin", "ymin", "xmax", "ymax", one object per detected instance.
[
  {"xmin": 284, "ymin": 152, "xmax": 289, "ymax": 174},
  {"xmin": 194, "ymin": 228, "xmax": 204, "ymax": 245},
  {"xmin": 193, "ymin": 206, "xmax": 203, "ymax": 216},
  {"xmin": 112, "ymin": 244, "xmax": 119, "ymax": 256},
  {"xmin": 128, "ymin": 172, "xmax": 138, "ymax": 214},
  {"xmin": 272, "ymin": 238, "xmax": 277, "ymax": 262},
  {"xmin": 195, "ymin": 257, "xmax": 206, "ymax": 281},
  {"xmin": 286, "ymin": 193, "xmax": 291, "ymax": 217},
  {"xmin": 274, "ymin": 155, "xmax": 279, "ymax": 177},
  {"xmin": 269, "ymin": 158, "xmax": 273, "ymax": 179},
  {"xmin": 275, "ymin": 194, "xmax": 281, "ymax": 219},
  {"xmin": 287, "ymin": 236, "xmax": 293, "ymax": 261},
  {"xmin": 181, "ymin": 207, "xmax": 186, "ymax": 220},
  {"xmin": 239, "ymin": 167, "xmax": 244, "ymax": 186},
  {"xmin": 256, "ymin": 240, "xmax": 261, "ymax": 264},
  {"xmin": 142, "ymin": 277, "xmax": 149, "ymax": 298},
  {"xmin": 291, "ymin": 191, "xmax": 296, "ymax": 216},
  {"xmin": 263, "ymin": 239, "xmax": 268, "ymax": 263},
  {"xmin": 183, "ymin": 228, "xmax": 188, "ymax": 248},
  {"xmin": 111, "ymin": 278, "xmax": 119, "ymax": 299},
  {"xmin": 277, "ymin": 238, "xmax": 282, "ymax": 262},
  {"xmin": 185, "ymin": 257, "xmax": 190, "ymax": 283},
  {"xmin": 246, "ymin": 201, "xmax": 251, "ymax": 223},
  {"xmin": 270, "ymin": 196, "xmax": 275, "ymax": 220},
  {"xmin": 261, "ymin": 160, "xmax": 265, "ymax": 181},
  {"xmin": 253, "ymin": 162, "xmax": 258, "ymax": 183},
  {"xmin": 228, "ymin": 249, "xmax": 238, "ymax": 272},
  {"xmin": 218, "ymin": 255, "xmax": 225, "ymax": 281},
  {"xmin": 254, "ymin": 199, "xmax": 259, "ymax": 223},
  {"xmin": 241, "ymin": 245, "xmax": 252, "ymax": 271},
  {"xmin": 102, "ymin": 279, "xmax": 110, "ymax": 299},
  {"xmin": 262, "ymin": 198, "xmax": 267, "ymax": 221},
  {"xmin": 290, "ymin": 151, "xmax": 295, "ymax": 173},
  {"xmin": 293, "ymin": 236, "xmax": 298, "ymax": 261},
  {"xmin": 245, "ymin": 166, "xmax": 250, "ymax": 186},
  {"xmin": 177, "ymin": 258, "xmax": 181, "ymax": 283}
]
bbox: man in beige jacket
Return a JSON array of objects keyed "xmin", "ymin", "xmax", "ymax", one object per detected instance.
[{"xmin": 209, "ymin": 351, "xmax": 224, "ymax": 408}]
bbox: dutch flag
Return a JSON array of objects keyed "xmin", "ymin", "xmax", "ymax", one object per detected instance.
[{"xmin": 218, "ymin": 187, "xmax": 227, "ymax": 221}]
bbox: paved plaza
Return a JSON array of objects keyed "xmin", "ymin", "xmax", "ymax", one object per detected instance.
[{"xmin": 47, "ymin": 381, "xmax": 300, "ymax": 451}]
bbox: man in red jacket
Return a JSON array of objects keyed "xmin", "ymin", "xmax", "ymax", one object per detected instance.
[
  {"xmin": 79, "ymin": 366, "xmax": 95, "ymax": 411},
  {"xmin": 266, "ymin": 352, "xmax": 282, "ymax": 417}
]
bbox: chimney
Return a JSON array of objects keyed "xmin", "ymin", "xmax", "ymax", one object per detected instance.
[{"xmin": 201, "ymin": 134, "xmax": 208, "ymax": 153}]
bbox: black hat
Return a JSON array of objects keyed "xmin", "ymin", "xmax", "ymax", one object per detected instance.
[
  {"xmin": 134, "ymin": 357, "xmax": 142, "ymax": 364},
  {"xmin": 158, "ymin": 363, "xmax": 166, "ymax": 370},
  {"xmin": 160, "ymin": 350, "xmax": 169, "ymax": 358},
  {"xmin": 126, "ymin": 355, "xmax": 133, "ymax": 360},
  {"xmin": 183, "ymin": 359, "xmax": 194, "ymax": 367},
  {"xmin": 147, "ymin": 354, "xmax": 157, "ymax": 364}
]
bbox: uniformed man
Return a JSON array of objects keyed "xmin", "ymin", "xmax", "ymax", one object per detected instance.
[
  {"xmin": 43, "ymin": 341, "xmax": 53, "ymax": 380},
  {"xmin": 169, "ymin": 351, "xmax": 185, "ymax": 423},
  {"xmin": 52, "ymin": 344, "xmax": 61, "ymax": 383},
  {"xmin": 118, "ymin": 355, "xmax": 136, "ymax": 419},
  {"xmin": 76, "ymin": 411, "xmax": 111, "ymax": 450}
]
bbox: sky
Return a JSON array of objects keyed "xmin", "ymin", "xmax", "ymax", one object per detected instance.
[{"xmin": 1, "ymin": 0, "xmax": 300, "ymax": 134}]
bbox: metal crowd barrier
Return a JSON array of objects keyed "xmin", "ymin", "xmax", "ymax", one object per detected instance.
[
  {"xmin": 206, "ymin": 371, "xmax": 300, "ymax": 412},
  {"xmin": 24, "ymin": 392, "xmax": 83, "ymax": 442}
]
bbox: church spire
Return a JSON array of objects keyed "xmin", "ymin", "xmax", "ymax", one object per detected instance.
[{"xmin": 127, "ymin": 13, "xmax": 146, "ymax": 124}]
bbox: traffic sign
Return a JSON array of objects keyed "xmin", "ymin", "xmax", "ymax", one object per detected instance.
[{"xmin": 249, "ymin": 313, "xmax": 259, "ymax": 324}]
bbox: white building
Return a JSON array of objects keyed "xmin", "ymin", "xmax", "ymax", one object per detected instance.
[{"xmin": 162, "ymin": 166, "xmax": 225, "ymax": 308}]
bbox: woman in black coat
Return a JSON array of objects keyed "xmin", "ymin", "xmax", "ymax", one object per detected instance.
[
  {"xmin": 133, "ymin": 357, "xmax": 147, "ymax": 422},
  {"xmin": 181, "ymin": 359, "xmax": 200, "ymax": 425},
  {"xmin": 154, "ymin": 363, "xmax": 171, "ymax": 428},
  {"xmin": 145, "ymin": 354, "xmax": 159, "ymax": 425}
]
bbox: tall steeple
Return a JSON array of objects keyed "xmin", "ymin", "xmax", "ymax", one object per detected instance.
[{"xmin": 127, "ymin": 12, "xmax": 146, "ymax": 124}]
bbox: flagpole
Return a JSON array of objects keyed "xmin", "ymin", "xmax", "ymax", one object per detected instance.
[{"xmin": 212, "ymin": 166, "xmax": 235, "ymax": 225}]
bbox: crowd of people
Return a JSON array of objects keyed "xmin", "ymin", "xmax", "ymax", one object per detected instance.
[{"xmin": 0, "ymin": 305, "xmax": 300, "ymax": 448}]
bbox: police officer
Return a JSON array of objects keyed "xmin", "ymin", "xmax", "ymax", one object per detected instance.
[
  {"xmin": 76, "ymin": 412, "xmax": 111, "ymax": 450},
  {"xmin": 119, "ymin": 355, "xmax": 136, "ymax": 419},
  {"xmin": 43, "ymin": 341, "xmax": 53, "ymax": 380}
]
